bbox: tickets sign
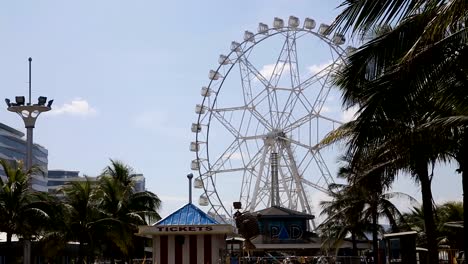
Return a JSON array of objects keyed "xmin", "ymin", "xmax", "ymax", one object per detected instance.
[{"xmin": 138, "ymin": 224, "xmax": 233, "ymax": 235}]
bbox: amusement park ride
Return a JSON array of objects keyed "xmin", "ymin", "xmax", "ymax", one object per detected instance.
[{"xmin": 190, "ymin": 15, "xmax": 355, "ymax": 230}]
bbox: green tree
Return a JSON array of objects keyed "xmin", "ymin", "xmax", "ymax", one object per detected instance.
[
  {"xmin": 0, "ymin": 159, "xmax": 56, "ymax": 261},
  {"xmin": 402, "ymin": 201, "xmax": 464, "ymax": 250},
  {"xmin": 61, "ymin": 177, "xmax": 103, "ymax": 264},
  {"xmin": 97, "ymin": 160, "xmax": 161, "ymax": 262},
  {"xmin": 330, "ymin": 1, "xmax": 468, "ymax": 261},
  {"xmin": 320, "ymin": 156, "xmax": 412, "ymax": 259}
]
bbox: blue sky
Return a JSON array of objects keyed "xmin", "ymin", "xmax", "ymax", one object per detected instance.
[{"xmin": 0, "ymin": 0, "xmax": 463, "ymax": 218}]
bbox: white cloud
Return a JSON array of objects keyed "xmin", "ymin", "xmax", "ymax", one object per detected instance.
[
  {"xmin": 307, "ymin": 60, "xmax": 333, "ymax": 76},
  {"xmin": 49, "ymin": 98, "xmax": 97, "ymax": 116},
  {"xmin": 341, "ymin": 105, "xmax": 359, "ymax": 122}
]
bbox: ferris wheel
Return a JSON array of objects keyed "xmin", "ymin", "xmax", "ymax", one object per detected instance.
[{"xmin": 190, "ymin": 16, "xmax": 353, "ymax": 227}]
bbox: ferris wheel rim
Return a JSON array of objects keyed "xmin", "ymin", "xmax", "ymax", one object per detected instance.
[{"xmin": 193, "ymin": 19, "xmax": 349, "ymax": 222}]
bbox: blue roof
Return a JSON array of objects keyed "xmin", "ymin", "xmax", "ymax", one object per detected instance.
[{"xmin": 155, "ymin": 203, "xmax": 219, "ymax": 226}]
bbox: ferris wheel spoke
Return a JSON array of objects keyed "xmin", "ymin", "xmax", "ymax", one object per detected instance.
[
  {"xmin": 280, "ymin": 142, "xmax": 313, "ymax": 215},
  {"xmin": 237, "ymin": 48, "xmax": 279, "ymax": 127},
  {"xmin": 296, "ymin": 62, "xmax": 336, "ymax": 91},
  {"xmin": 248, "ymin": 144, "xmax": 269, "ymax": 211},
  {"xmin": 266, "ymin": 35, "xmax": 295, "ymax": 127},
  {"xmin": 278, "ymin": 32, "xmax": 304, "ymax": 128},
  {"xmin": 206, "ymin": 140, "xmax": 240, "ymax": 171},
  {"xmin": 211, "ymin": 111, "xmax": 244, "ymax": 139},
  {"xmin": 284, "ymin": 112, "xmax": 342, "ymax": 134},
  {"xmin": 277, "ymin": 157, "xmax": 295, "ymax": 209},
  {"xmin": 237, "ymin": 54, "xmax": 272, "ymax": 91},
  {"xmin": 311, "ymin": 150, "xmax": 334, "ymax": 190}
]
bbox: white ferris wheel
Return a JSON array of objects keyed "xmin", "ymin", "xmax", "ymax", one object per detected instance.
[{"xmin": 190, "ymin": 16, "xmax": 353, "ymax": 227}]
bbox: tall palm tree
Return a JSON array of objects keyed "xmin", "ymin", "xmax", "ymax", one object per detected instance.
[
  {"xmin": 330, "ymin": 1, "xmax": 468, "ymax": 261},
  {"xmin": 402, "ymin": 201, "xmax": 464, "ymax": 250},
  {"xmin": 0, "ymin": 159, "xmax": 55, "ymax": 262},
  {"xmin": 61, "ymin": 177, "xmax": 103, "ymax": 264},
  {"xmin": 97, "ymin": 160, "xmax": 161, "ymax": 261},
  {"xmin": 320, "ymin": 183, "xmax": 370, "ymax": 256},
  {"xmin": 320, "ymin": 155, "xmax": 413, "ymax": 260}
]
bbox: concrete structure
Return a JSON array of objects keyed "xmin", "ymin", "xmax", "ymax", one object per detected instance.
[
  {"xmin": 138, "ymin": 203, "xmax": 233, "ymax": 264},
  {"xmin": 0, "ymin": 122, "xmax": 48, "ymax": 191}
]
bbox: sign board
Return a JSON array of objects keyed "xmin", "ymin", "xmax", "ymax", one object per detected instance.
[{"xmin": 138, "ymin": 224, "xmax": 233, "ymax": 235}]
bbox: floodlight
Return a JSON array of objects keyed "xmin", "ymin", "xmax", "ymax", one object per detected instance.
[
  {"xmin": 15, "ymin": 96, "xmax": 25, "ymax": 106},
  {"xmin": 273, "ymin": 17, "xmax": 284, "ymax": 29},
  {"xmin": 218, "ymin": 55, "xmax": 231, "ymax": 65},
  {"xmin": 244, "ymin": 31, "xmax": 255, "ymax": 42},
  {"xmin": 47, "ymin": 99, "xmax": 54, "ymax": 108},
  {"xmin": 37, "ymin": 96, "xmax": 47, "ymax": 106},
  {"xmin": 288, "ymin": 16, "xmax": 299, "ymax": 28},
  {"xmin": 304, "ymin": 18, "xmax": 316, "ymax": 30},
  {"xmin": 318, "ymin": 24, "xmax": 330, "ymax": 35},
  {"xmin": 258, "ymin": 23, "xmax": 268, "ymax": 34},
  {"xmin": 332, "ymin": 34, "xmax": 345, "ymax": 45},
  {"xmin": 5, "ymin": 98, "xmax": 11, "ymax": 107}
]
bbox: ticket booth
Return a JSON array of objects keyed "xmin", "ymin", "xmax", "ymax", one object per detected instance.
[{"xmin": 138, "ymin": 203, "xmax": 233, "ymax": 264}]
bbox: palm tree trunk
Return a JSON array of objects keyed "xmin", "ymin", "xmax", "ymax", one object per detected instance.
[
  {"xmin": 417, "ymin": 163, "xmax": 438, "ymax": 264},
  {"xmin": 372, "ymin": 206, "xmax": 379, "ymax": 264},
  {"xmin": 459, "ymin": 161, "xmax": 468, "ymax": 264},
  {"xmin": 78, "ymin": 240, "xmax": 85, "ymax": 264},
  {"xmin": 6, "ymin": 233, "xmax": 12, "ymax": 263},
  {"xmin": 351, "ymin": 232, "xmax": 358, "ymax": 256},
  {"xmin": 456, "ymin": 138, "xmax": 468, "ymax": 263}
]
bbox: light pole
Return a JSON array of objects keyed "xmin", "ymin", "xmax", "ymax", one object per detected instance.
[
  {"xmin": 4, "ymin": 57, "xmax": 53, "ymax": 264},
  {"xmin": 4, "ymin": 58, "xmax": 53, "ymax": 170}
]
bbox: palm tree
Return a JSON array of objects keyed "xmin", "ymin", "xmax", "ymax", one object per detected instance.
[
  {"xmin": 330, "ymin": 1, "xmax": 468, "ymax": 261},
  {"xmin": 320, "ymin": 183, "xmax": 370, "ymax": 256},
  {"xmin": 402, "ymin": 201, "xmax": 464, "ymax": 250},
  {"xmin": 61, "ymin": 177, "xmax": 103, "ymax": 264},
  {"xmin": 97, "ymin": 160, "xmax": 161, "ymax": 261},
  {"xmin": 0, "ymin": 159, "xmax": 56, "ymax": 262},
  {"xmin": 320, "ymin": 155, "xmax": 413, "ymax": 260}
]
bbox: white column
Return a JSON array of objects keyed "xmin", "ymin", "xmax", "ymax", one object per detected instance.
[
  {"xmin": 183, "ymin": 235, "xmax": 190, "ymax": 264},
  {"xmin": 153, "ymin": 236, "xmax": 160, "ymax": 264},
  {"xmin": 168, "ymin": 236, "xmax": 175, "ymax": 264},
  {"xmin": 197, "ymin": 235, "xmax": 204, "ymax": 264}
]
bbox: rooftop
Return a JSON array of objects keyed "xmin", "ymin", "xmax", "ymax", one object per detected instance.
[{"xmin": 155, "ymin": 203, "xmax": 219, "ymax": 226}]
